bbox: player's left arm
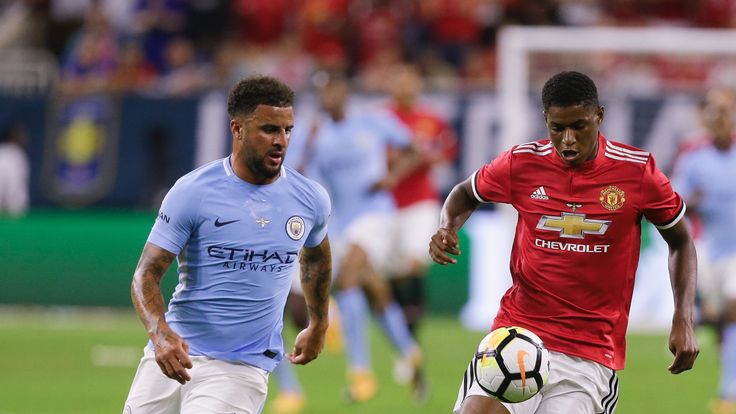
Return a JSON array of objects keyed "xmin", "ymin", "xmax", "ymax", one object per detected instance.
[
  {"xmin": 288, "ymin": 236, "xmax": 332, "ymax": 365},
  {"xmin": 658, "ymin": 219, "xmax": 700, "ymax": 374},
  {"xmin": 373, "ymin": 144, "xmax": 424, "ymax": 191},
  {"xmin": 371, "ymin": 113, "xmax": 425, "ymax": 191}
]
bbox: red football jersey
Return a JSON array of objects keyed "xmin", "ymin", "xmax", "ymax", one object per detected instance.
[
  {"xmin": 391, "ymin": 107, "xmax": 457, "ymax": 208},
  {"xmin": 473, "ymin": 134, "xmax": 685, "ymax": 370}
]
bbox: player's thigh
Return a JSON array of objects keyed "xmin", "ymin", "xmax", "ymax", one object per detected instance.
[
  {"xmin": 123, "ymin": 347, "xmax": 182, "ymax": 414},
  {"xmin": 540, "ymin": 351, "xmax": 619, "ymax": 414},
  {"xmin": 394, "ymin": 201, "xmax": 440, "ymax": 274},
  {"xmin": 181, "ymin": 359, "xmax": 269, "ymax": 414}
]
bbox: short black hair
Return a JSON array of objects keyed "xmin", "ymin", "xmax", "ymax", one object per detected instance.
[
  {"xmin": 542, "ymin": 71, "xmax": 599, "ymax": 111},
  {"xmin": 227, "ymin": 75, "xmax": 295, "ymax": 118}
]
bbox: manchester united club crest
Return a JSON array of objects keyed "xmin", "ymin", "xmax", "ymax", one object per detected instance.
[
  {"xmin": 599, "ymin": 186, "xmax": 626, "ymax": 210},
  {"xmin": 286, "ymin": 216, "xmax": 306, "ymax": 240}
]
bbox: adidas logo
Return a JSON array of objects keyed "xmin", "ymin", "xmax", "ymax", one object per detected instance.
[{"xmin": 530, "ymin": 186, "xmax": 549, "ymax": 200}]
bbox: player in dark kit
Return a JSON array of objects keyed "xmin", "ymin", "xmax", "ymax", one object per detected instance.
[{"xmin": 430, "ymin": 71, "xmax": 699, "ymax": 414}]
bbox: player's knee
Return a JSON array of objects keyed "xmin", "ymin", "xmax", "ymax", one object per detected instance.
[{"xmin": 460, "ymin": 395, "xmax": 510, "ymax": 414}]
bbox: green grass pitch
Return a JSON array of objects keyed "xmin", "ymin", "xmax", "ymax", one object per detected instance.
[{"xmin": 0, "ymin": 310, "xmax": 719, "ymax": 414}]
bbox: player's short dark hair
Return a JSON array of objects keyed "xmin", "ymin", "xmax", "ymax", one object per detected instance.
[
  {"xmin": 542, "ymin": 71, "xmax": 599, "ymax": 111},
  {"xmin": 227, "ymin": 75, "xmax": 295, "ymax": 118}
]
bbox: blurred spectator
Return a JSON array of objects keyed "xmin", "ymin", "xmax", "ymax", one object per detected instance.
[
  {"xmin": 23, "ymin": 0, "xmax": 736, "ymax": 98},
  {"xmin": 129, "ymin": 0, "xmax": 188, "ymax": 73},
  {"xmin": 503, "ymin": 0, "xmax": 559, "ymax": 25},
  {"xmin": 352, "ymin": 0, "xmax": 408, "ymax": 69},
  {"xmin": 461, "ymin": 45, "xmax": 496, "ymax": 89},
  {"xmin": 0, "ymin": 123, "xmax": 30, "ymax": 217},
  {"xmin": 297, "ymin": 0, "xmax": 352, "ymax": 72},
  {"xmin": 232, "ymin": 0, "xmax": 292, "ymax": 47},
  {"xmin": 185, "ymin": 0, "xmax": 229, "ymax": 56},
  {"xmin": 111, "ymin": 39, "xmax": 157, "ymax": 93},
  {"xmin": 694, "ymin": 0, "xmax": 736, "ymax": 28},
  {"xmin": 153, "ymin": 36, "xmax": 210, "ymax": 96},
  {"xmin": 59, "ymin": 4, "xmax": 118, "ymax": 97},
  {"xmin": 415, "ymin": 0, "xmax": 486, "ymax": 68}
]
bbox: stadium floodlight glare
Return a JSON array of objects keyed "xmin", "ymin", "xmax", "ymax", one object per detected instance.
[{"xmin": 497, "ymin": 26, "xmax": 736, "ymax": 150}]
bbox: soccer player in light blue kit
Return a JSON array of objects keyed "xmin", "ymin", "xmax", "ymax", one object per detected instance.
[
  {"xmin": 123, "ymin": 76, "xmax": 332, "ymax": 414},
  {"xmin": 296, "ymin": 73, "xmax": 426, "ymax": 402},
  {"xmin": 672, "ymin": 88, "xmax": 736, "ymax": 414}
]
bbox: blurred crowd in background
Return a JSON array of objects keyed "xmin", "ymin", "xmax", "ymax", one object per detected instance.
[{"xmin": 4, "ymin": 0, "xmax": 736, "ymax": 98}]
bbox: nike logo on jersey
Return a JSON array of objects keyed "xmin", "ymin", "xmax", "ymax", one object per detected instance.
[
  {"xmin": 530, "ymin": 186, "xmax": 549, "ymax": 200},
  {"xmin": 214, "ymin": 218, "xmax": 240, "ymax": 227}
]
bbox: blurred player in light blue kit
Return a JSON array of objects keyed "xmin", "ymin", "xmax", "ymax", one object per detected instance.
[
  {"xmin": 294, "ymin": 72, "xmax": 426, "ymax": 402},
  {"xmin": 672, "ymin": 88, "xmax": 736, "ymax": 414},
  {"xmin": 123, "ymin": 75, "xmax": 332, "ymax": 414}
]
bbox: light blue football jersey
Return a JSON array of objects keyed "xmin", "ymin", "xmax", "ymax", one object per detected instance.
[
  {"xmin": 146, "ymin": 157, "xmax": 331, "ymax": 371},
  {"xmin": 672, "ymin": 144, "xmax": 736, "ymax": 260},
  {"xmin": 291, "ymin": 110, "xmax": 411, "ymax": 236}
]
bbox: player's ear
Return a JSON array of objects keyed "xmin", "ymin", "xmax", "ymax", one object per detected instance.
[
  {"xmin": 230, "ymin": 119, "xmax": 242, "ymax": 140},
  {"xmin": 595, "ymin": 106, "xmax": 604, "ymax": 124}
]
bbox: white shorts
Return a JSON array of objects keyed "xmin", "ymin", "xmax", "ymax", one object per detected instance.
[
  {"xmin": 333, "ymin": 211, "xmax": 395, "ymax": 274},
  {"xmin": 453, "ymin": 351, "xmax": 619, "ymax": 414},
  {"xmin": 123, "ymin": 347, "xmax": 269, "ymax": 414},
  {"xmin": 698, "ymin": 251, "xmax": 736, "ymax": 316},
  {"xmin": 391, "ymin": 200, "xmax": 440, "ymax": 276}
]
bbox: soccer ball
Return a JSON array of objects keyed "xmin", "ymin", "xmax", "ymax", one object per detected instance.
[{"xmin": 473, "ymin": 326, "xmax": 550, "ymax": 403}]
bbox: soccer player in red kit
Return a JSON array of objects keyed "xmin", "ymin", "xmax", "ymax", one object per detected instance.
[
  {"xmin": 429, "ymin": 71, "xmax": 699, "ymax": 414},
  {"xmin": 387, "ymin": 63, "xmax": 458, "ymax": 337}
]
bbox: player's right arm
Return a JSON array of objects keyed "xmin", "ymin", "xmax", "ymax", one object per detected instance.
[
  {"xmin": 429, "ymin": 176, "xmax": 480, "ymax": 265},
  {"xmin": 289, "ymin": 236, "xmax": 332, "ymax": 365},
  {"xmin": 131, "ymin": 243, "xmax": 193, "ymax": 384},
  {"xmin": 430, "ymin": 150, "xmax": 512, "ymax": 266}
]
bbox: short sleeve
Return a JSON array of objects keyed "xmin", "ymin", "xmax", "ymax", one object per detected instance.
[
  {"xmin": 642, "ymin": 156, "xmax": 686, "ymax": 229},
  {"xmin": 471, "ymin": 150, "xmax": 513, "ymax": 204},
  {"xmin": 305, "ymin": 183, "xmax": 332, "ymax": 247},
  {"xmin": 147, "ymin": 179, "xmax": 200, "ymax": 254}
]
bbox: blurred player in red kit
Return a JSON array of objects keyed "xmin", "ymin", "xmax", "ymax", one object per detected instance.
[{"xmin": 387, "ymin": 63, "xmax": 458, "ymax": 338}]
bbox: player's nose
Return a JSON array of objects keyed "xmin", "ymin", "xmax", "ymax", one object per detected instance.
[
  {"xmin": 561, "ymin": 129, "xmax": 576, "ymax": 145},
  {"xmin": 273, "ymin": 129, "xmax": 288, "ymax": 147}
]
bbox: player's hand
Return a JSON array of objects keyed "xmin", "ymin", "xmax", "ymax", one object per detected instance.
[
  {"xmin": 667, "ymin": 318, "xmax": 699, "ymax": 374},
  {"xmin": 370, "ymin": 175, "xmax": 397, "ymax": 192},
  {"xmin": 288, "ymin": 324, "xmax": 327, "ymax": 365},
  {"xmin": 429, "ymin": 227, "xmax": 461, "ymax": 265},
  {"xmin": 152, "ymin": 325, "xmax": 193, "ymax": 384}
]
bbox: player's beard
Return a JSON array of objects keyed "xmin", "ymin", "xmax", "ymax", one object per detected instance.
[{"xmin": 245, "ymin": 150, "xmax": 281, "ymax": 181}]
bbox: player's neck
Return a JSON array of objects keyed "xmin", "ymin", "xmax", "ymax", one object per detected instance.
[{"xmin": 230, "ymin": 155, "xmax": 279, "ymax": 185}]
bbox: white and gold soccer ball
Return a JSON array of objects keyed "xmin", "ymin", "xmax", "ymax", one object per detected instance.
[{"xmin": 473, "ymin": 326, "xmax": 550, "ymax": 403}]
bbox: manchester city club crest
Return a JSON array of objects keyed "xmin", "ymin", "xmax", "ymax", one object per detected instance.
[
  {"xmin": 599, "ymin": 185, "xmax": 626, "ymax": 210},
  {"xmin": 286, "ymin": 216, "xmax": 306, "ymax": 240}
]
